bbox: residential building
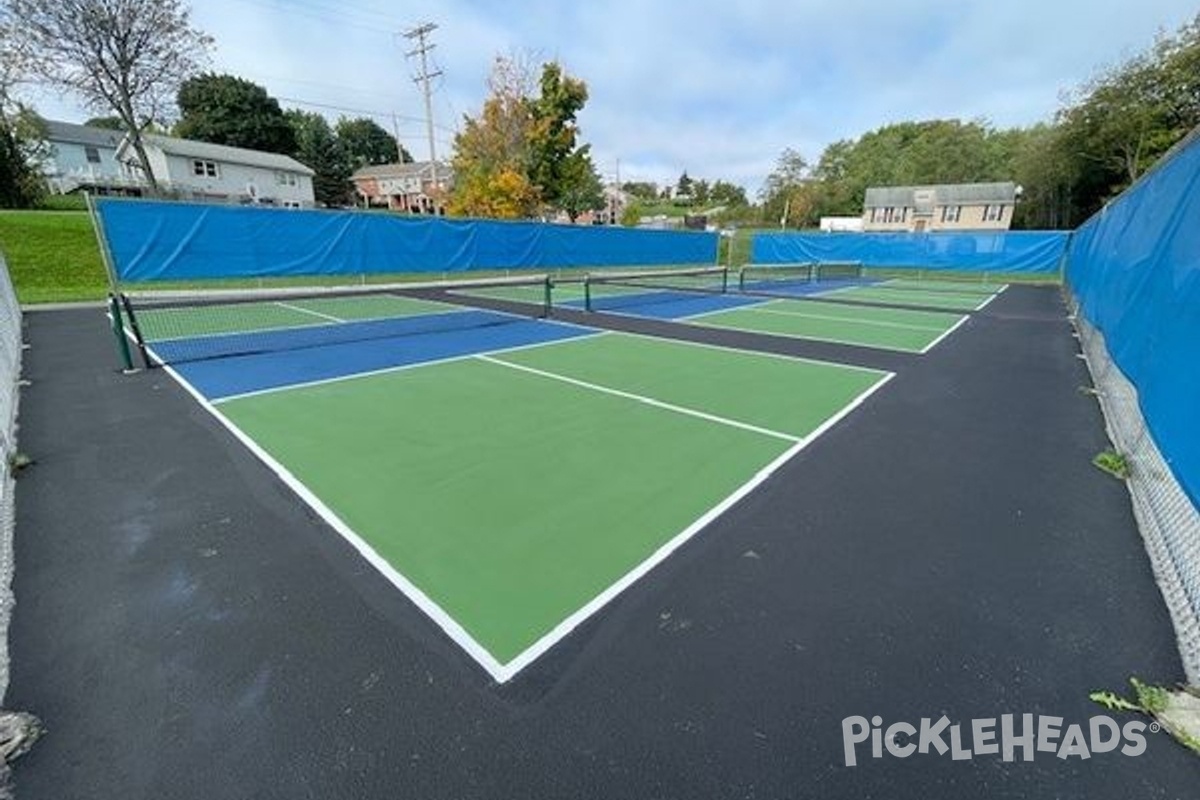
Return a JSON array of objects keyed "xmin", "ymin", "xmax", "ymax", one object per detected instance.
[
  {"xmin": 41, "ymin": 120, "xmax": 143, "ymax": 196},
  {"xmin": 115, "ymin": 133, "xmax": 316, "ymax": 208},
  {"xmin": 351, "ymin": 162, "xmax": 451, "ymax": 214},
  {"xmin": 862, "ymin": 182, "xmax": 1018, "ymax": 232}
]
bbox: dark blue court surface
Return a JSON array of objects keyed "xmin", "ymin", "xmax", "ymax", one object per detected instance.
[
  {"xmin": 575, "ymin": 290, "xmax": 763, "ymax": 320},
  {"xmin": 173, "ymin": 315, "xmax": 596, "ymax": 400}
]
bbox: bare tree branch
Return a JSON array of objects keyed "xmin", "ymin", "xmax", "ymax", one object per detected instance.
[{"xmin": 6, "ymin": 0, "xmax": 212, "ymax": 193}]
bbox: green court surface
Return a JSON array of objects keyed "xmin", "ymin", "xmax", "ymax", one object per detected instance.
[
  {"xmin": 134, "ymin": 293, "xmax": 456, "ymax": 339},
  {"xmin": 215, "ymin": 332, "xmax": 888, "ymax": 672},
  {"xmin": 875, "ymin": 277, "xmax": 1006, "ymax": 295},
  {"xmin": 688, "ymin": 298, "xmax": 966, "ymax": 353},
  {"xmin": 814, "ymin": 284, "xmax": 997, "ymax": 311}
]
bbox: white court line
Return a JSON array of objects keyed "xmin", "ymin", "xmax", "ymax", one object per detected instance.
[
  {"xmin": 275, "ymin": 301, "xmax": 345, "ymax": 323},
  {"xmin": 212, "ymin": 323, "xmax": 605, "ymax": 404},
  {"xmin": 476, "ymin": 354, "xmax": 802, "ymax": 443},
  {"xmin": 918, "ymin": 314, "xmax": 971, "ymax": 354},
  {"xmin": 156, "ymin": 362, "xmax": 513, "ymax": 683},
  {"xmin": 497, "ymin": 369, "xmax": 896, "ymax": 680},
  {"xmin": 739, "ymin": 303, "xmax": 949, "ymax": 332},
  {"xmin": 157, "ymin": 332, "xmax": 896, "ymax": 684}
]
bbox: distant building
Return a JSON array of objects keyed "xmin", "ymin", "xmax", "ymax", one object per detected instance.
[
  {"xmin": 116, "ymin": 133, "xmax": 316, "ymax": 208},
  {"xmin": 41, "ymin": 120, "xmax": 143, "ymax": 196},
  {"xmin": 862, "ymin": 182, "xmax": 1018, "ymax": 232},
  {"xmin": 351, "ymin": 162, "xmax": 451, "ymax": 214},
  {"xmin": 820, "ymin": 216, "xmax": 864, "ymax": 233}
]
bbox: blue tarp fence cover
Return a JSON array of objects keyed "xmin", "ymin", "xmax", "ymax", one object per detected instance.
[
  {"xmin": 1066, "ymin": 132, "xmax": 1200, "ymax": 506},
  {"xmin": 752, "ymin": 230, "xmax": 1069, "ymax": 273},
  {"xmin": 95, "ymin": 199, "xmax": 718, "ymax": 282}
]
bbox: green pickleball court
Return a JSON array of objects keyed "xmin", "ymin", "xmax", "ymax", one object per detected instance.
[
  {"xmin": 216, "ymin": 332, "xmax": 888, "ymax": 670},
  {"xmin": 687, "ymin": 298, "xmax": 967, "ymax": 353}
]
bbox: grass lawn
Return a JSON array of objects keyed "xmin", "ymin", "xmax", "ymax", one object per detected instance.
[{"xmin": 0, "ymin": 210, "xmax": 108, "ymax": 304}]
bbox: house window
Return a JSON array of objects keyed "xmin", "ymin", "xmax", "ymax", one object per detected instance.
[
  {"xmin": 192, "ymin": 159, "xmax": 218, "ymax": 178},
  {"xmin": 275, "ymin": 171, "xmax": 297, "ymax": 186},
  {"xmin": 983, "ymin": 204, "xmax": 1005, "ymax": 222},
  {"xmin": 941, "ymin": 205, "xmax": 962, "ymax": 223},
  {"xmin": 84, "ymin": 146, "xmax": 101, "ymax": 164}
]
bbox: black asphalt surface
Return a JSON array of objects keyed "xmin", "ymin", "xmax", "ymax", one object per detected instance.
[{"xmin": 9, "ymin": 286, "xmax": 1199, "ymax": 798}]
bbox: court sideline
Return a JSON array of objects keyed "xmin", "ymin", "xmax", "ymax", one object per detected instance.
[{"xmin": 7, "ymin": 285, "xmax": 1198, "ymax": 797}]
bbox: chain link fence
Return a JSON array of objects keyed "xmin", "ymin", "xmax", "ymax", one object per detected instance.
[
  {"xmin": 0, "ymin": 252, "xmax": 22, "ymax": 700},
  {"xmin": 1071, "ymin": 297, "xmax": 1200, "ymax": 684}
]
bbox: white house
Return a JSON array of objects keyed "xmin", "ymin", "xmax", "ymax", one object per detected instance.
[
  {"xmin": 350, "ymin": 161, "xmax": 451, "ymax": 214},
  {"xmin": 42, "ymin": 120, "xmax": 144, "ymax": 196},
  {"xmin": 116, "ymin": 133, "xmax": 316, "ymax": 208}
]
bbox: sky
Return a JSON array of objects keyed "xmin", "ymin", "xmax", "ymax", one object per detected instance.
[{"xmin": 25, "ymin": 0, "xmax": 1200, "ymax": 196}]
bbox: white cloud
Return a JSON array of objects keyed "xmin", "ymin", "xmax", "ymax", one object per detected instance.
[{"xmin": 28, "ymin": 0, "xmax": 1199, "ymax": 195}]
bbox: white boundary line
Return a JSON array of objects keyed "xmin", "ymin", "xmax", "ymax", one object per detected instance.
[
  {"xmin": 158, "ymin": 362, "xmax": 512, "ymax": 682},
  {"xmin": 146, "ymin": 295, "xmax": 463, "ymax": 346},
  {"xmin": 738, "ymin": 304, "xmax": 948, "ymax": 332},
  {"xmin": 275, "ymin": 301, "xmax": 345, "ymax": 323},
  {"xmin": 212, "ymin": 323, "xmax": 604, "ymax": 404},
  {"xmin": 918, "ymin": 314, "xmax": 971, "ymax": 354},
  {"xmin": 156, "ymin": 332, "xmax": 897, "ymax": 683},
  {"xmin": 818, "ymin": 286, "xmax": 989, "ymax": 311},
  {"xmin": 684, "ymin": 314, "xmax": 925, "ymax": 354},
  {"xmin": 476, "ymin": 354, "xmax": 802, "ymax": 443},
  {"xmin": 496, "ymin": 369, "xmax": 896, "ymax": 679},
  {"xmin": 590, "ymin": 328, "xmax": 888, "ymax": 377}
]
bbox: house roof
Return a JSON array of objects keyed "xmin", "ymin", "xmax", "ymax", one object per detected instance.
[
  {"xmin": 351, "ymin": 161, "xmax": 450, "ymax": 181},
  {"xmin": 864, "ymin": 182, "xmax": 1016, "ymax": 208},
  {"xmin": 43, "ymin": 120, "xmax": 123, "ymax": 149},
  {"xmin": 118, "ymin": 133, "xmax": 315, "ymax": 176}
]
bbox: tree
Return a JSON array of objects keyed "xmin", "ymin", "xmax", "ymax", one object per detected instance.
[
  {"xmin": 759, "ymin": 148, "xmax": 811, "ymax": 225},
  {"xmin": 675, "ymin": 170, "xmax": 694, "ymax": 200},
  {"xmin": 449, "ymin": 55, "xmax": 539, "ymax": 218},
  {"xmin": 286, "ymin": 110, "xmax": 349, "ymax": 207},
  {"xmin": 556, "ymin": 148, "xmax": 604, "ymax": 222},
  {"xmin": 8, "ymin": 0, "xmax": 212, "ymax": 193},
  {"xmin": 526, "ymin": 61, "xmax": 589, "ymax": 210},
  {"xmin": 621, "ymin": 181, "xmax": 658, "ymax": 201},
  {"xmin": 83, "ymin": 116, "xmax": 124, "ymax": 130},
  {"xmin": 709, "ymin": 180, "xmax": 748, "ymax": 207},
  {"xmin": 336, "ymin": 117, "xmax": 408, "ymax": 170},
  {"xmin": 0, "ymin": 21, "xmax": 45, "ymax": 208},
  {"xmin": 175, "ymin": 73, "xmax": 295, "ymax": 154}
]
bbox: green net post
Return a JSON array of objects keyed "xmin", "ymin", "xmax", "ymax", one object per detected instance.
[
  {"xmin": 108, "ymin": 293, "xmax": 134, "ymax": 372},
  {"xmin": 543, "ymin": 276, "xmax": 553, "ymax": 317},
  {"xmin": 584, "ymin": 277, "xmax": 593, "ymax": 311},
  {"xmin": 720, "ymin": 268, "xmax": 728, "ymax": 293}
]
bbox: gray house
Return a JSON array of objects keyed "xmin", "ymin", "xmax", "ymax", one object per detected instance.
[
  {"xmin": 42, "ymin": 120, "xmax": 143, "ymax": 195},
  {"xmin": 862, "ymin": 182, "xmax": 1018, "ymax": 232},
  {"xmin": 116, "ymin": 133, "xmax": 317, "ymax": 208}
]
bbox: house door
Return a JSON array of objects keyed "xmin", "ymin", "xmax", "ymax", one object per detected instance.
[{"xmin": 913, "ymin": 219, "xmax": 927, "ymax": 232}]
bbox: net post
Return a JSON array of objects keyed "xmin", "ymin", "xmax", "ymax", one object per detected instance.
[
  {"xmin": 542, "ymin": 275, "xmax": 552, "ymax": 318},
  {"xmin": 107, "ymin": 293, "xmax": 134, "ymax": 372},
  {"xmin": 584, "ymin": 275, "xmax": 593, "ymax": 312},
  {"xmin": 119, "ymin": 294, "xmax": 153, "ymax": 369},
  {"xmin": 720, "ymin": 267, "xmax": 728, "ymax": 293}
]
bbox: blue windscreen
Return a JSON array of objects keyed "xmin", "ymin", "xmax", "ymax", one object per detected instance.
[
  {"xmin": 752, "ymin": 231, "xmax": 1069, "ymax": 273},
  {"xmin": 95, "ymin": 199, "xmax": 718, "ymax": 282},
  {"xmin": 1066, "ymin": 134, "xmax": 1200, "ymax": 505}
]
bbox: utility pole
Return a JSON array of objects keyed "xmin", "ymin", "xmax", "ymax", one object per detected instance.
[{"xmin": 403, "ymin": 22, "xmax": 442, "ymax": 190}]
